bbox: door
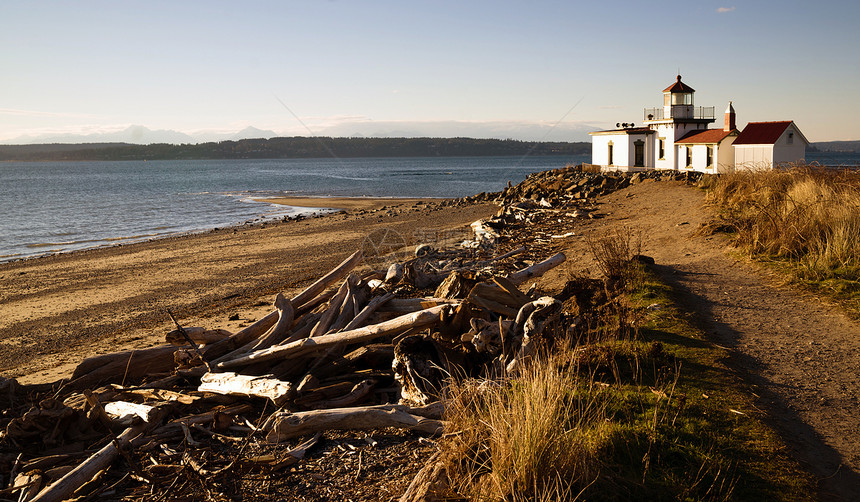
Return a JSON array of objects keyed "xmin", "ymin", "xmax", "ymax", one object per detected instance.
[{"xmin": 634, "ymin": 140, "xmax": 645, "ymax": 167}]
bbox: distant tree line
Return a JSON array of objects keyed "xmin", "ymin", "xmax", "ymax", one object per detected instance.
[
  {"xmin": 0, "ymin": 137, "xmax": 591, "ymax": 161},
  {"xmin": 806, "ymin": 140, "xmax": 860, "ymax": 153}
]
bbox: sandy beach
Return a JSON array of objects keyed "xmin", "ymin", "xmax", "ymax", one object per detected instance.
[{"xmin": 0, "ymin": 197, "xmax": 497, "ymax": 384}]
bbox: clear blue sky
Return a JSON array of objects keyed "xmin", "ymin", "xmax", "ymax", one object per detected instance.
[{"xmin": 2, "ymin": 0, "xmax": 858, "ymax": 143}]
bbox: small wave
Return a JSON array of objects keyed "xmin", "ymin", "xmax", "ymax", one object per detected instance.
[
  {"xmin": 26, "ymin": 241, "xmax": 79, "ymax": 248},
  {"xmin": 104, "ymin": 232, "xmax": 165, "ymax": 242}
]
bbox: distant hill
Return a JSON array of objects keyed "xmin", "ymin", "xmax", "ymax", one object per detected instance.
[
  {"xmin": 0, "ymin": 125, "xmax": 280, "ymax": 146},
  {"xmin": 0, "ymin": 137, "xmax": 590, "ymax": 161},
  {"xmin": 809, "ymin": 141, "xmax": 860, "ymax": 153}
]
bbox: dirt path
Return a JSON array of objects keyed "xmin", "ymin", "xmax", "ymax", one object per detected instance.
[{"xmin": 558, "ymin": 180, "xmax": 860, "ymax": 500}]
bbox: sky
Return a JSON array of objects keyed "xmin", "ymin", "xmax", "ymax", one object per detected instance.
[{"xmin": 1, "ymin": 0, "xmax": 859, "ymax": 144}]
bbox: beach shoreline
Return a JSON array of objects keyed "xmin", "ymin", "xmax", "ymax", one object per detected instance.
[
  {"xmin": 1, "ymin": 196, "xmax": 443, "ymax": 265},
  {"xmin": 0, "ymin": 196, "xmax": 498, "ymax": 384}
]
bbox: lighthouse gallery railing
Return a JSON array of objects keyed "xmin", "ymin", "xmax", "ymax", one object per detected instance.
[{"xmin": 643, "ymin": 106, "xmax": 715, "ymax": 121}]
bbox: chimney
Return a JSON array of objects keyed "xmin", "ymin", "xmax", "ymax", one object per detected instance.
[{"xmin": 724, "ymin": 101, "xmax": 736, "ymax": 131}]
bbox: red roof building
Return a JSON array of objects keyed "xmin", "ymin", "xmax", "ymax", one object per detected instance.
[{"xmin": 589, "ymin": 76, "xmax": 807, "ymax": 172}]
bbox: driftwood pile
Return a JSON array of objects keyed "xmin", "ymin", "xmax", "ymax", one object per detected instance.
[{"xmin": 0, "ymin": 224, "xmax": 570, "ymax": 500}]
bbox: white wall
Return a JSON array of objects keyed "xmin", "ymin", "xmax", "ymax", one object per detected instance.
[
  {"xmin": 715, "ymin": 136, "xmax": 736, "ymax": 173},
  {"xmin": 654, "ymin": 124, "xmax": 675, "ymax": 170},
  {"xmin": 773, "ymin": 124, "xmax": 807, "ymax": 165},
  {"xmin": 591, "ymin": 133, "xmax": 629, "ymax": 168},
  {"xmin": 735, "ymin": 145, "xmax": 774, "ymax": 170}
]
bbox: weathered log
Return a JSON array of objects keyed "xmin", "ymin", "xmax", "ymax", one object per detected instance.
[
  {"xmin": 198, "ymin": 372, "xmax": 295, "ymax": 407},
  {"xmin": 434, "ymin": 270, "xmax": 479, "ymax": 299},
  {"xmin": 262, "ymin": 404, "xmax": 444, "ymax": 443},
  {"xmin": 293, "ymin": 381, "xmax": 356, "ymax": 407},
  {"xmin": 491, "ymin": 245, "xmax": 526, "ymax": 262},
  {"xmin": 378, "ymin": 298, "xmax": 460, "ymax": 313},
  {"xmin": 291, "ymin": 250, "xmax": 363, "ymax": 310},
  {"xmin": 329, "ymin": 277, "xmax": 370, "ymax": 333},
  {"xmin": 247, "ymin": 432, "xmax": 322, "ymax": 470},
  {"xmin": 244, "ymin": 293, "xmax": 295, "ymax": 352},
  {"xmin": 492, "ymin": 275, "xmax": 532, "ymax": 305},
  {"xmin": 208, "ymin": 294, "xmax": 295, "ymax": 366},
  {"xmin": 506, "ymin": 296, "xmax": 563, "ymax": 374},
  {"xmin": 310, "ymin": 278, "xmax": 350, "ymax": 338},
  {"xmin": 216, "ymin": 305, "xmax": 451, "ymax": 370},
  {"xmin": 339, "ymin": 291, "xmax": 395, "ymax": 332},
  {"xmin": 103, "ymin": 401, "xmax": 162, "ymax": 424},
  {"xmin": 470, "ymin": 219, "xmax": 499, "ymax": 244},
  {"xmin": 393, "ymin": 335, "xmax": 449, "ymax": 406},
  {"xmin": 385, "ymin": 263, "xmax": 405, "ymax": 284},
  {"xmin": 399, "ymin": 452, "xmax": 450, "ymax": 502},
  {"xmin": 311, "ymin": 379, "xmax": 376, "ymax": 409},
  {"xmin": 69, "ymin": 345, "xmax": 180, "ymax": 389},
  {"xmin": 154, "ymin": 404, "xmax": 253, "ymax": 435},
  {"xmin": 12, "ymin": 471, "xmax": 43, "ymax": 502},
  {"xmin": 199, "ymin": 309, "xmax": 281, "ymax": 365},
  {"xmin": 506, "ymin": 252, "xmax": 567, "ymax": 285},
  {"xmin": 313, "ymin": 343, "xmax": 395, "ymax": 379},
  {"xmin": 165, "ymin": 327, "xmax": 232, "ymax": 346},
  {"xmin": 29, "ymin": 425, "xmax": 145, "ymax": 502}
]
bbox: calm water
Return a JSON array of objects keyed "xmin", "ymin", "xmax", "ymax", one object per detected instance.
[
  {"xmin": 1, "ymin": 151, "xmax": 855, "ymax": 263},
  {"xmin": 0, "ymin": 155, "xmax": 587, "ymax": 261}
]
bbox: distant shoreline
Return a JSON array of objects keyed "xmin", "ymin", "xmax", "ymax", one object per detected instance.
[{"xmin": 0, "ymin": 136, "xmax": 590, "ymax": 162}]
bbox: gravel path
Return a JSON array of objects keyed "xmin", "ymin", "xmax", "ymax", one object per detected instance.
[{"xmin": 590, "ymin": 180, "xmax": 860, "ymax": 500}]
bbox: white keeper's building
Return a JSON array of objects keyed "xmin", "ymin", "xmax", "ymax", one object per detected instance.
[{"xmin": 589, "ymin": 75, "xmax": 808, "ymax": 173}]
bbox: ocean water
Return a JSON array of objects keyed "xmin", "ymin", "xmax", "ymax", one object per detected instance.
[
  {"xmin": 1, "ymin": 151, "xmax": 854, "ymax": 263},
  {"xmin": 0, "ymin": 155, "xmax": 587, "ymax": 262}
]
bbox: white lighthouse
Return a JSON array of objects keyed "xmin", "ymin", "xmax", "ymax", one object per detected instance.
[
  {"xmin": 589, "ymin": 75, "xmax": 807, "ymax": 172},
  {"xmin": 642, "ymin": 75, "xmax": 716, "ymax": 170}
]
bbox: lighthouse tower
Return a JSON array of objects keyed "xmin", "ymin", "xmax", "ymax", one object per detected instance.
[{"xmin": 643, "ymin": 75, "xmax": 716, "ymax": 170}]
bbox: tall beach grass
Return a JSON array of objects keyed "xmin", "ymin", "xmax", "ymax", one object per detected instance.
[{"xmin": 706, "ymin": 164, "xmax": 860, "ymax": 309}]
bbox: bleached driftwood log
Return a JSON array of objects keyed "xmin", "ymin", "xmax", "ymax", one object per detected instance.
[
  {"xmin": 339, "ymin": 291, "xmax": 395, "ymax": 332},
  {"xmin": 243, "ymin": 293, "xmax": 294, "ymax": 352},
  {"xmin": 291, "ymin": 250, "xmax": 363, "ymax": 310},
  {"xmin": 262, "ymin": 404, "xmax": 444, "ymax": 443},
  {"xmin": 103, "ymin": 401, "xmax": 162, "ymax": 424},
  {"xmin": 505, "ymin": 296, "xmax": 563, "ymax": 374},
  {"xmin": 198, "ymin": 371, "xmax": 295, "ymax": 407},
  {"xmin": 506, "ymin": 252, "xmax": 566, "ymax": 285},
  {"xmin": 399, "ymin": 452, "xmax": 449, "ymax": 502},
  {"xmin": 29, "ymin": 425, "xmax": 144, "ymax": 502},
  {"xmin": 70, "ymin": 345, "xmax": 180, "ymax": 388},
  {"xmin": 310, "ymin": 278, "xmax": 351, "ymax": 337},
  {"xmin": 216, "ymin": 304, "xmax": 451, "ymax": 370},
  {"xmin": 310, "ymin": 378, "xmax": 376, "ymax": 409},
  {"xmin": 165, "ymin": 327, "xmax": 232, "ymax": 346},
  {"xmin": 378, "ymin": 298, "xmax": 461, "ymax": 313}
]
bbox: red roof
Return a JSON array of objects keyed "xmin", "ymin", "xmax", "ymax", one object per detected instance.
[
  {"xmin": 733, "ymin": 121, "xmax": 793, "ymax": 145},
  {"xmin": 663, "ymin": 75, "xmax": 695, "ymax": 93},
  {"xmin": 675, "ymin": 129, "xmax": 736, "ymax": 144}
]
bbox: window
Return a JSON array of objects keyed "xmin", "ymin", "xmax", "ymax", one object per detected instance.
[
  {"xmin": 658, "ymin": 138, "xmax": 665, "ymax": 160},
  {"xmin": 707, "ymin": 146, "xmax": 714, "ymax": 167},
  {"xmin": 787, "ymin": 132, "xmax": 794, "ymax": 145},
  {"xmin": 685, "ymin": 147, "xmax": 692, "ymax": 168},
  {"xmin": 607, "ymin": 142, "xmax": 614, "ymax": 166}
]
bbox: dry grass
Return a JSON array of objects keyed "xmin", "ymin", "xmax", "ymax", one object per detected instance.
[
  {"xmin": 434, "ymin": 230, "xmax": 810, "ymax": 500},
  {"xmin": 441, "ymin": 353, "xmax": 608, "ymax": 501},
  {"xmin": 708, "ymin": 164, "xmax": 860, "ymax": 282}
]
